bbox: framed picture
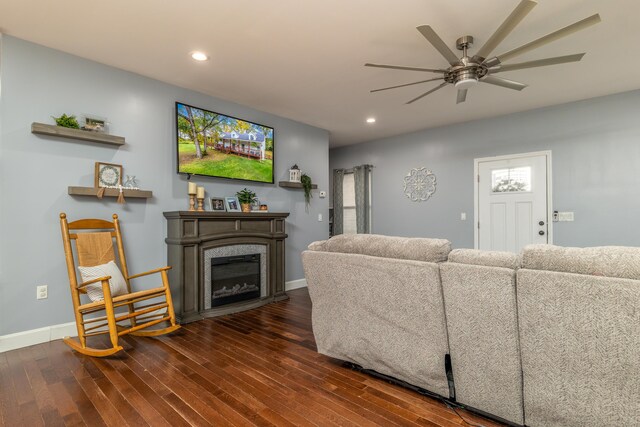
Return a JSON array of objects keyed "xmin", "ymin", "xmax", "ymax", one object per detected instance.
[
  {"xmin": 250, "ymin": 199, "xmax": 261, "ymax": 211},
  {"xmin": 81, "ymin": 114, "xmax": 109, "ymax": 133},
  {"xmin": 224, "ymin": 196, "xmax": 241, "ymax": 212},
  {"xmin": 94, "ymin": 162, "xmax": 123, "ymax": 188},
  {"xmin": 210, "ymin": 197, "xmax": 226, "ymax": 211}
]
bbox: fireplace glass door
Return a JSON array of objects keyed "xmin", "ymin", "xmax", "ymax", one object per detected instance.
[{"xmin": 210, "ymin": 254, "xmax": 261, "ymax": 307}]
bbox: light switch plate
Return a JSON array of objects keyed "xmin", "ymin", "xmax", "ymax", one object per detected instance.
[
  {"xmin": 460, "ymin": 212, "xmax": 467, "ymax": 221},
  {"xmin": 558, "ymin": 212, "xmax": 575, "ymax": 222}
]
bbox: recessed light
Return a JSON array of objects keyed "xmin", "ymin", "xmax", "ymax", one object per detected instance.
[
  {"xmin": 366, "ymin": 118, "xmax": 376, "ymax": 124},
  {"xmin": 191, "ymin": 52, "xmax": 209, "ymax": 61}
]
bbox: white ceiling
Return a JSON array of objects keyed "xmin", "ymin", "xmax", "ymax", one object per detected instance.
[{"xmin": 1, "ymin": 0, "xmax": 638, "ymax": 147}]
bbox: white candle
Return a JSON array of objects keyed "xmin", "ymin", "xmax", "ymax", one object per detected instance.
[
  {"xmin": 197, "ymin": 186, "xmax": 205, "ymax": 198},
  {"xmin": 188, "ymin": 182, "xmax": 197, "ymax": 195}
]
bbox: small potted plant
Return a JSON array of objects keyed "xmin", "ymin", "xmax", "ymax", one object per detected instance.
[
  {"xmin": 52, "ymin": 113, "xmax": 80, "ymax": 129},
  {"xmin": 236, "ymin": 188, "xmax": 257, "ymax": 213}
]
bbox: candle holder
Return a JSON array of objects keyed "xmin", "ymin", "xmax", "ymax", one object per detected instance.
[
  {"xmin": 189, "ymin": 194, "xmax": 196, "ymax": 211},
  {"xmin": 197, "ymin": 197, "xmax": 204, "ymax": 212}
]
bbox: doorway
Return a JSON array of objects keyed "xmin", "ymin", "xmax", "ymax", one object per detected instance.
[{"xmin": 474, "ymin": 151, "xmax": 552, "ymax": 252}]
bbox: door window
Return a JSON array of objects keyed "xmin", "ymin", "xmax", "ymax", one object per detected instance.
[{"xmin": 491, "ymin": 166, "xmax": 531, "ymax": 193}]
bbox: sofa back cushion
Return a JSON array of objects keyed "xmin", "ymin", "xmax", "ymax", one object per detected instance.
[
  {"xmin": 440, "ymin": 249, "xmax": 524, "ymax": 425},
  {"xmin": 302, "ymin": 250, "xmax": 451, "ymax": 397},
  {"xmin": 518, "ymin": 248, "xmax": 640, "ymax": 426},
  {"xmin": 447, "ymin": 248, "xmax": 519, "ymax": 269},
  {"xmin": 309, "ymin": 234, "xmax": 451, "ymax": 263},
  {"xmin": 521, "ymin": 244, "xmax": 640, "ymax": 280}
]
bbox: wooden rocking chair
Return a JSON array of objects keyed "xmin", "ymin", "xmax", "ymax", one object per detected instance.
[{"xmin": 60, "ymin": 213, "xmax": 180, "ymax": 357}]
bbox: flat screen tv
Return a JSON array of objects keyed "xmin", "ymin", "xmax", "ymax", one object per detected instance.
[{"xmin": 176, "ymin": 102, "xmax": 274, "ymax": 183}]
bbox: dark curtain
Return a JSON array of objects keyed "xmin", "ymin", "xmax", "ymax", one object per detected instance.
[
  {"xmin": 353, "ymin": 164, "xmax": 373, "ymax": 234},
  {"xmin": 332, "ymin": 169, "xmax": 345, "ymax": 235}
]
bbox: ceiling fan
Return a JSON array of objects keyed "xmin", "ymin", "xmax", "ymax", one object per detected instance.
[{"xmin": 365, "ymin": 0, "xmax": 600, "ymax": 104}]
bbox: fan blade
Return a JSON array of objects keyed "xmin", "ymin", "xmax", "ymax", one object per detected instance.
[
  {"xmin": 364, "ymin": 63, "xmax": 447, "ymax": 73},
  {"xmin": 495, "ymin": 14, "xmax": 601, "ymax": 64},
  {"xmin": 474, "ymin": 0, "xmax": 537, "ymax": 61},
  {"xmin": 456, "ymin": 89, "xmax": 468, "ymax": 104},
  {"xmin": 481, "ymin": 75, "xmax": 527, "ymax": 91},
  {"xmin": 416, "ymin": 26, "xmax": 461, "ymax": 66},
  {"xmin": 371, "ymin": 78, "xmax": 444, "ymax": 93},
  {"xmin": 492, "ymin": 53, "xmax": 585, "ymax": 73},
  {"xmin": 406, "ymin": 82, "xmax": 449, "ymax": 104}
]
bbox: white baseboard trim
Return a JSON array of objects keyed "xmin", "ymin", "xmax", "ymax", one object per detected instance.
[
  {"xmin": 285, "ymin": 278, "xmax": 307, "ymax": 291},
  {"xmin": 0, "ymin": 322, "xmax": 77, "ymax": 354}
]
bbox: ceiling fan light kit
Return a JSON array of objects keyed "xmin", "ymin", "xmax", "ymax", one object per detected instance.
[{"xmin": 366, "ymin": 0, "xmax": 601, "ymax": 105}]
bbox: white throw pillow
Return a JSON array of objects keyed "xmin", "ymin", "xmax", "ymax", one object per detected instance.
[{"xmin": 78, "ymin": 261, "xmax": 129, "ymax": 302}]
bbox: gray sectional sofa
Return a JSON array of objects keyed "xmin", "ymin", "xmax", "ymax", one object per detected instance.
[{"xmin": 302, "ymin": 234, "xmax": 640, "ymax": 427}]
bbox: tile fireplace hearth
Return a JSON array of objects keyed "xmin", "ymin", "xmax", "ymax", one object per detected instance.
[{"xmin": 164, "ymin": 211, "xmax": 289, "ymax": 323}]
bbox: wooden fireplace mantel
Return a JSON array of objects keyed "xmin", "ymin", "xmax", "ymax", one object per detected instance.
[{"xmin": 163, "ymin": 211, "xmax": 289, "ymax": 323}]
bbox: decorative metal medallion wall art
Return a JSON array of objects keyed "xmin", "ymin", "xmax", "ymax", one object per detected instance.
[{"xmin": 403, "ymin": 168, "xmax": 437, "ymax": 202}]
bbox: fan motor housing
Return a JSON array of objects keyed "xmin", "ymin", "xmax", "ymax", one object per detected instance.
[
  {"xmin": 454, "ymin": 70, "xmax": 478, "ymax": 88},
  {"xmin": 445, "ymin": 60, "xmax": 488, "ymax": 85},
  {"xmin": 456, "ymin": 36, "xmax": 474, "ymax": 50}
]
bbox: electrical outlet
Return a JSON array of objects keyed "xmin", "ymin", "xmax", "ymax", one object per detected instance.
[
  {"xmin": 318, "ymin": 213, "xmax": 323, "ymax": 222},
  {"xmin": 319, "ymin": 191, "xmax": 327, "ymax": 198},
  {"xmin": 37, "ymin": 285, "xmax": 48, "ymax": 300},
  {"xmin": 460, "ymin": 212, "xmax": 467, "ymax": 221}
]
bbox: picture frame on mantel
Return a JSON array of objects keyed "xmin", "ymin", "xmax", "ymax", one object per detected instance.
[
  {"xmin": 224, "ymin": 196, "xmax": 241, "ymax": 212},
  {"xmin": 209, "ymin": 197, "xmax": 226, "ymax": 211}
]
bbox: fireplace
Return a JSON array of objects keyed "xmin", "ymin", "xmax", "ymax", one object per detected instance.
[
  {"xmin": 211, "ymin": 254, "xmax": 261, "ymax": 307},
  {"xmin": 164, "ymin": 211, "xmax": 289, "ymax": 323}
]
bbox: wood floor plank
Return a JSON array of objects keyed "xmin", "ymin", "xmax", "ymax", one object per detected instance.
[
  {"xmin": 204, "ymin": 351, "xmax": 356, "ymax": 427},
  {"xmin": 183, "ymin": 324, "xmax": 383, "ymax": 426},
  {"xmin": 20, "ymin": 347, "xmax": 64, "ymax": 426},
  {"xmin": 0, "ymin": 288, "xmax": 506, "ymax": 427},
  {"xmin": 124, "ymin": 338, "xmax": 250, "ymax": 426},
  {"xmin": 0, "ymin": 353, "xmax": 20, "ymax": 427},
  {"xmin": 5, "ymin": 350, "xmax": 37, "ymax": 407},
  {"xmin": 72, "ymin": 365, "xmax": 131, "ymax": 427},
  {"xmin": 107, "ymin": 353, "xmax": 197, "ymax": 427}
]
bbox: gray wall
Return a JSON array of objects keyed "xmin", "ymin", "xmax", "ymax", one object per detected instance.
[
  {"xmin": 0, "ymin": 36, "xmax": 329, "ymax": 335},
  {"xmin": 330, "ymin": 89, "xmax": 640, "ymax": 249}
]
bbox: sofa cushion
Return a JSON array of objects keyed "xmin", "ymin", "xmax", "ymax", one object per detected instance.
[
  {"xmin": 517, "ymin": 268, "xmax": 640, "ymax": 426},
  {"xmin": 447, "ymin": 249, "xmax": 519, "ymax": 270},
  {"xmin": 521, "ymin": 244, "xmax": 640, "ymax": 280},
  {"xmin": 302, "ymin": 250, "xmax": 451, "ymax": 397},
  {"xmin": 440, "ymin": 260, "xmax": 524, "ymax": 425},
  {"xmin": 309, "ymin": 234, "xmax": 451, "ymax": 263}
]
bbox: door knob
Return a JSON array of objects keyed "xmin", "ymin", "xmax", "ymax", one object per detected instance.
[
  {"xmin": 539, "ymin": 221, "xmax": 545, "ymax": 226},
  {"xmin": 539, "ymin": 230, "xmax": 545, "ymax": 236}
]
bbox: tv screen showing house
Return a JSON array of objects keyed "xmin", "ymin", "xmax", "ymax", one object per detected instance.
[{"xmin": 176, "ymin": 102, "xmax": 274, "ymax": 183}]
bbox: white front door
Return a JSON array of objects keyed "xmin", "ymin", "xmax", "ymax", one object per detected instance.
[{"xmin": 476, "ymin": 152, "xmax": 551, "ymax": 252}]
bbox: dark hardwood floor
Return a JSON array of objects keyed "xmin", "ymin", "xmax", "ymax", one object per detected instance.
[{"xmin": 0, "ymin": 288, "xmax": 504, "ymax": 427}]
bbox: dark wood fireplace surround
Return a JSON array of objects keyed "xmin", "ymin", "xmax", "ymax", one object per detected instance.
[{"xmin": 164, "ymin": 211, "xmax": 289, "ymax": 323}]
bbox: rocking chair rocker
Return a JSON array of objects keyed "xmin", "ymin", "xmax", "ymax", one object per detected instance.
[{"xmin": 60, "ymin": 213, "xmax": 180, "ymax": 357}]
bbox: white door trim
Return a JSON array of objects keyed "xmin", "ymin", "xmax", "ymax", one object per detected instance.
[{"xmin": 474, "ymin": 150, "xmax": 553, "ymax": 250}]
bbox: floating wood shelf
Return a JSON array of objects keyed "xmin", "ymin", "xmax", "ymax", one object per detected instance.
[
  {"xmin": 32, "ymin": 122, "xmax": 125, "ymax": 146},
  {"xmin": 278, "ymin": 181, "xmax": 318, "ymax": 189},
  {"xmin": 68, "ymin": 186, "xmax": 153, "ymax": 199}
]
